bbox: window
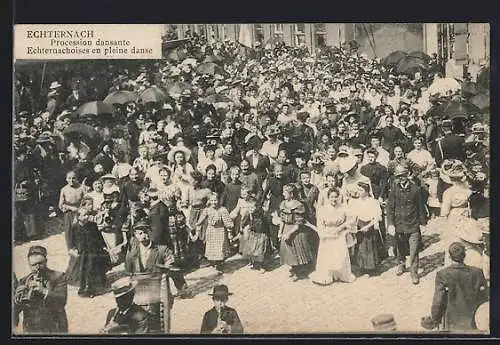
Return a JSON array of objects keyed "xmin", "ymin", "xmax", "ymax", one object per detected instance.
[
  {"xmin": 254, "ymin": 24, "xmax": 264, "ymax": 44},
  {"xmin": 315, "ymin": 23, "xmax": 326, "ymax": 48},
  {"xmin": 274, "ymin": 24, "xmax": 284, "ymax": 33},
  {"xmin": 294, "ymin": 23, "xmax": 305, "ymax": 46}
]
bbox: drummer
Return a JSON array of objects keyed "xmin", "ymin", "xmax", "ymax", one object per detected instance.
[{"xmin": 125, "ymin": 220, "xmax": 193, "ymax": 299}]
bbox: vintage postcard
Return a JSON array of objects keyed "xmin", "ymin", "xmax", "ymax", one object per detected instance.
[{"xmin": 12, "ymin": 23, "xmax": 490, "ymax": 335}]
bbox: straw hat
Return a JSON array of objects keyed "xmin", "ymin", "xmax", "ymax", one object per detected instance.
[
  {"xmin": 167, "ymin": 145, "xmax": 191, "ymax": 163},
  {"xmin": 49, "ymin": 81, "xmax": 62, "ymax": 89},
  {"xmin": 338, "ymin": 155, "xmax": 358, "ymax": 174},
  {"xmin": 111, "ymin": 277, "xmax": 137, "ymax": 298}
]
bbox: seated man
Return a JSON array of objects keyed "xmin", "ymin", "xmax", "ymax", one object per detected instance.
[{"xmin": 421, "ymin": 242, "xmax": 488, "ymax": 332}]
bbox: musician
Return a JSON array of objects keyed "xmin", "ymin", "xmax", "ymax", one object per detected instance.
[
  {"xmin": 101, "ymin": 278, "xmax": 150, "ymax": 334},
  {"xmin": 200, "ymin": 285, "xmax": 243, "ymax": 334},
  {"xmin": 14, "ymin": 246, "xmax": 68, "ymax": 334}
]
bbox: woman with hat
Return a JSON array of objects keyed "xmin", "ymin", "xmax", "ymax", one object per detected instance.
[
  {"xmin": 260, "ymin": 125, "xmax": 283, "ymax": 164},
  {"xmin": 339, "ymin": 155, "xmax": 374, "ymax": 202},
  {"xmin": 168, "ymin": 143, "xmax": 195, "ymax": 202},
  {"xmin": 439, "ymin": 160, "xmax": 485, "ymax": 267},
  {"xmin": 201, "ymin": 284, "xmax": 243, "ymax": 334},
  {"xmin": 310, "ymin": 187, "xmax": 357, "ymax": 285},
  {"xmin": 196, "ymin": 143, "xmax": 228, "ymax": 180}
]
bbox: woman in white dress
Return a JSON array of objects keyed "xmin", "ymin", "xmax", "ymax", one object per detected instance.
[{"xmin": 310, "ymin": 187, "xmax": 357, "ymax": 285}]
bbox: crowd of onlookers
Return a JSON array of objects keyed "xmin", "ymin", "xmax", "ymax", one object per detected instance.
[{"xmin": 14, "ymin": 32, "xmax": 490, "ymax": 333}]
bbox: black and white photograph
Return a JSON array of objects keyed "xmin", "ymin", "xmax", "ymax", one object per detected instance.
[{"xmin": 12, "ymin": 23, "xmax": 490, "ymax": 335}]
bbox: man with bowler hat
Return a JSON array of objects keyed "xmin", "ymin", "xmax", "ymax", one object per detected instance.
[{"xmin": 14, "ymin": 246, "xmax": 68, "ymax": 333}]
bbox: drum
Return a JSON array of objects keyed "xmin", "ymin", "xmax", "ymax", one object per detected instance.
[{"xmin": 474, "ymin": 302, "xmax": 489, "ymax": 332}]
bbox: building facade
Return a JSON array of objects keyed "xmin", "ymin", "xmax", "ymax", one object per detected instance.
[{"xmin": 164, "ymin": 23, "xmax": 489, "ymax": 79}]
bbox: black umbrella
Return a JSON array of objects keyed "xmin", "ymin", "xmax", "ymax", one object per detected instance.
[
  {"xmin": 461, "ymin": 82, "xmax": 480, "ymax": 97},
  {"xmin": 469, "ymin": 92, "xmax": 490, "ymax": 111},
  {"xmin": 62, "ymin": 123, "xmax": 101, "ymax": 141},
  {"xmin": 167, "ymin": 49, "xmax": 187, "ymax": 62},
  {"xmin": 77, "ymin": 101, "xmax": 115, "ymax": 118},
  {"xmin": 442, "ymin": 100, "xmax": 481, "ymax": 119},
  {"xmin": 139, "ymin": 86, "xmax": 168, "ymax": 104},
  {"xmin": 396, "ymin": 56, "xmax": 429, "ymax": 75},
  {"xmin": 407, "ymin": 51, "xmax": 431, "ymax": 61},
  {"xmin": 381, "ymin": 51, "xmax": 408, "ymax": 66}
]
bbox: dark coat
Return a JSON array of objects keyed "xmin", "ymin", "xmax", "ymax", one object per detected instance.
[
  {"xmin": 239, "ymin": 171, "xmax": 263, "ymax": 201},
  {"xmin": 125, "ymin": 240, "xmax": 170, "ymax": 274},
  {"xmin": 93, "ymin": 152, "xmax": 115, "ymax": 174},
  {"xmin": 16, "ymin": 269, "xmax": 68, "ymax": 333},
  {"xmin": 360, "ymin": 162, "xmax": 389, "ymax": 200},
  {"xmin": 379, "ymin": 125, "xmax": 406, "ymax": 154},
  {"xmin": 434, "ymin": 134, "xmax": 466, "ymax": 166},
  {"xmin": 149, "ymin": 201, "xmax": 170, "ymax": 246},
  {"xmin": 431, "ymin": 263, "xmax": 488, "ymax": 332},
  {"xmin": 386, "ymin": 182, "xmax": 427, "ymax": 233},
  {"xmin": 200, "ymin": 306, "xmax": 244, "ymax": 334},
  {"xmin": 104, "ymin": 304, "xmax": 150, "ymax": 334},
  {"xmin": 221, "ymin": 181, "xmax": 242, "ymax": 213},
  {"xmin": 246, "ymin": 152, "xmax": 270, "ymax": 181}
]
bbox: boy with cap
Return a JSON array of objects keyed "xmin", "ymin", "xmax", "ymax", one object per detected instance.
[
  {"xmin": 200, "ymin": 284, "xmax": 243, "ymax": 334},
  {"xmin": 14, "ymin": 246, "xmax": 68, "ymax": 333}
]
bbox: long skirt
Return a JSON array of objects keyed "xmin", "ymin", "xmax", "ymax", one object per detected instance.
[
  {"xmin": 354, "ymin": 227, "xmax": 385, "ymax": 270},
  {"xmin": 205, "ymin": 226, "xmax": 230, "ymax": 261},
  {"xmin": 310, "ymin": 234, "xmax": 354, "ymax": 284},
  {"xmin": 63, "ymin": 211, "xmax": 77, "ymax": 250},
  {"xmin": 242, "ymin": 231, "xmax": 269, "ymax": 263},
  {"xmin": 280, "ymin": 227, "xmax": 315, "ymax": 267}
]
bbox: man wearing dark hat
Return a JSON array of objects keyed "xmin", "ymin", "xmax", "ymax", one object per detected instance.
[
  {"xmin": 101, "ymin": 277, "xmax": 150, "ymax": 334},
  {"xmin": 14, "ymin": 246, "xmax": 68, "ymax": 333},
  {"xmin": 434, "ymin": 119, "xmax": 466, "ymax": 167},
  {"xmin": 421, "ymin": 242, "xmax": 488, "ymax": 332},
  {"xmin": 200, "ymin": 285, "xmax": 243, "ymax": 334},
  {"xmin": 386, "ymin": 165, "xmax": 428, "ymax": 285}
]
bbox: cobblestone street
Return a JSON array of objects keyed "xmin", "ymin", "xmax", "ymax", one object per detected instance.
[{"xmin": 13, "ymin": 216, "xmax": 453, "ymax": 334}]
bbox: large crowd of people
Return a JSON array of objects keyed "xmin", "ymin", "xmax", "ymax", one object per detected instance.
[{"xmin": 14, "ymin": 32, "xmax": 490, "ymax": 333}]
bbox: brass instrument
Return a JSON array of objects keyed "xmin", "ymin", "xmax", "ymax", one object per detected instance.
[{"xmin": 14, "ymin": 271, "xmax": 44, "ymax": 306}]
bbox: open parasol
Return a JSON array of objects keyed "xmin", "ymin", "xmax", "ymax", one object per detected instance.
[
  {"xmin": 139, "ymin": 86, "xmax": 167, "ymax": 104},
  {"xmin": 396, "ymin": 56, "xmax": 429, "ymax": 75},
  {"xmin": 442, "ymin": 100, "xmax": 481, "ymax": 119},
  {"xmin": 407, "ymin": 51, "xmax": 431, "ymax": 61},
  {"xmin": 381, "ymin": 50, "xmax": 408, "ymax": 66},
  {"xmin": 103, "ymin": 90, "xmax": 138, "ymax": 105},
  {"xmin": 469, "ymin": 92, "xmax": 490, "ymax": 111},
  {"xmin": 167, "ymin": 49, "xmax": 187, "ymax": 62},
  {"xmin": 166, "ymin": 81, "xmax": 193, "ymax": 98},
  {"xmin": 203, "ymin": 55, "xmax": 224, "ymax": 64},
  {"xmin": 427, "ymin": 77, "xmax": 461, "ymax": 96},
  {"xmin": 62, "ymin": 122, "xmax": 101, "ymax": 141},
  {"xmin": 77, "ymin": 101, "xmax": 115, "ymax": 118},
  {"xmin": 203, "ymin": 93, "xmax": 234, "ymax": 105},
  {"xmin": 196, "ymin": 62, "xmax": 228, "ymax": 77}
]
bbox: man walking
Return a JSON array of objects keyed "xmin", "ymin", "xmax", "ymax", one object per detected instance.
[{"xmin": 386, "ymin": 165, "xmax": 428, "ymax": 285}]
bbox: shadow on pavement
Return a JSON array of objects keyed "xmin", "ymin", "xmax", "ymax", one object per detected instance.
[
  {"xmin": 418, "ymin": 251, "xmax": 445, "ymax": 278},
  {"xmin": 14, "ymin": 215, "xmax": 66, "ymax": 245},
  {"xmin": 420, "ymin": 233, "xmax": 441, "ymax": 252}
]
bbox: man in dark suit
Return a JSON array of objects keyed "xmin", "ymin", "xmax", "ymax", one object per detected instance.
[
  {"xmin": 434, "ymin": 120, "xmax": 466, "ymax": 167},
  {"xmin": 93, "ymin": 140, "xmax": 116, "ymax": 174},
  {"xmin": 101, "ymin": 278, "xmax": 150, "ymax": 334},
  {"xmin": 245, "ymin": 139, "xmax": 270, "ymax": 183},
  {"xmin": 386, "ymin": 165, "xmax": 427, "ymax": 285},
  {"xmin": 146, "ymin": 188, "xmax": 171, "ymax": 246},
  {"xmin": 14, "ymin": 246, "xmax": 68, "ymax": 334},
  {"xmin": 200, "ymin": 285, "xmax": 243, "ymax": 334},
  {"xmin": 421, "ymin": 242, "xmax": 488, "ymax": 332}
]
